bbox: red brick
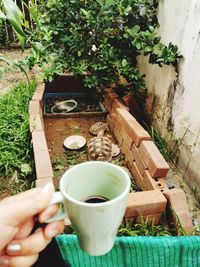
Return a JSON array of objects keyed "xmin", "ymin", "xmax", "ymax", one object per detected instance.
[
  {"xmin": 32, "ymin": 84, "xmax": 45, "ymax": 101},
  {"xmin": 163, "ymin": 189, "xmax": 193, "ymax": 235},
  {"xmin": 34, "ymin": 150, "xmax": 54, "ymax": 179},
  {"xmin": 110, "ymin": 108, "xmax": 117, "ymax": 120},
  {"xmin": 131, "ymin": 144, "xmax": 147, "ymax": 175},
  {"xmin": 29, "ymin": 100, "xmax": 41, "ymax": 117},
  {"xmin": 125, "ymin": 191, "xmax": 167, "ymax": 218},
  {"xmin": 112, "ymin": 98, "xmax": 129, "ymax": 111},
  {"xmin": 120, "ymin": 127, "xmax": 133, "ymax": 149},
  {"xmin": 143, "ymin": 170, "xmax": 168, "ymax": 191},
  {"xmin": 116, "ymin": 108, "xmax": 134, "ymax": 124},
  {"xmin": 114, "ymin": 117, "xmax": 122, "ymax": 132},
  {"xmin": 29, "ymin": 114, "xmax": 44, "ymax": 132},
  {"xmin": 163, "ymin": 189, "xmax": 190, "ymax": 213},
  {"xmin": 139, "ymin": 141, "xmax": 169, "ymax": 178},
  {"xmin": 113, "ymin": 127, "xmax": 123, "ymax": 145},
  {"xmin": 32, "ymin": 130, "xmax": 48, "ymax": 151},
  {"xmin": 116, "ymin": 108, "xmax": 151, "ymax": 146},
  {"xmin": 129, "ymin": 161, "xmax": 143, "ymax": 189},
  {"xmin": 105, "ymin": 92, "xmax": 118, "ymax": 105},
  {"xmin": 36, "ymin": 177, "xmax": 54, "ymax": 188},
  {"xmin": 121, "ymin": 142, "xmax": 134, "ymax": 165},
  {"xmin": 103, "ymin": 98, "xmax": 112, "ymax": 112}
]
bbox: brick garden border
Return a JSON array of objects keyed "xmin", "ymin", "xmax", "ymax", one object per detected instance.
[{"xmin": 29, "ymin": 83, "xmax": 193, "ymax": 234}]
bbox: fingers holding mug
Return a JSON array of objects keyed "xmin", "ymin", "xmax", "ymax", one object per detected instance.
[{"xmin": 6, "ymin": 221, "xmax": 64, "ymax": 257}]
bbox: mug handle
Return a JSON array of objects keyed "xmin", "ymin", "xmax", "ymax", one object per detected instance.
[{"xmin": 45, "ymin": 192, "xmax": 68, "ymax": 223}]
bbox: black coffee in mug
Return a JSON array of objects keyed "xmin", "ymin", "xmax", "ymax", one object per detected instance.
[{"xmin": 83, "ymin": 195, "xmax": 109, "ymax": 204}]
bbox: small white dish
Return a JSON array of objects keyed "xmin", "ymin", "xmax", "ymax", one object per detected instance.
[
  {"xmin": 64, "ymin": 135, "xmax": 86, "ymax": 150},
  {"xmin": 51, "ymin": 99, "xmax": 77, "ymax": 114}
]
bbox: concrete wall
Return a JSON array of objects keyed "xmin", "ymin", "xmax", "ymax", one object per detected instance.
[{"xmin": 138, "ymin": 0, "xmax": 200, "ymax": 198}]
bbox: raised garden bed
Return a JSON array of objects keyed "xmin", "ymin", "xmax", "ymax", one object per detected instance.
[{"xmin": 29, "ymin": 75, "xmax": 193, "ymax": 235}]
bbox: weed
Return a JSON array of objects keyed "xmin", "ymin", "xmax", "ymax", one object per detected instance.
[
  {"xmin": 112, "ymin": 154, "xmax": 126, "ymax": 166},
  {"xmin": 64, "ymin": 147, "xmax": 88, "ymax": 167},
  {"xmin": 168, "ymin": 208, "xmax": 200, "ymax": 236},
  {"xmin": 118, "ymin": 217, "xmax": 171, "ymax": 236},
  {"xmin": 52, "ymin": 157, "xmax": 66, "ymax": 171},
  {"xmin": 73, "ymin": 126, "xmax": 81, "ymax": 134}
]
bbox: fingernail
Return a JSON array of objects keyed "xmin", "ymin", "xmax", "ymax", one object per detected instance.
[
  {"xmin": 6, "ymin": 243, "xmax": 21, "ymax": 254},
  {"xmin": 0, "ymin": 258, "xmax": 9, "ymax": 266},
  {"xmin": 48, "ymin": 229, "xmax": 59, "ymax": 238},
  {"xmin": 41, "ymin": 183, "xmax": 54, "ymax": 195}
]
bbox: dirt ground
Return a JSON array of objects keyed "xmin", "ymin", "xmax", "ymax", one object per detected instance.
[
  {"xmin": 0, "ymin": 48, "xmax": 38, "ymax": 95},
  {"xmin": 44, "ymin": 116, "xmax": 129, "ymax": 189}
]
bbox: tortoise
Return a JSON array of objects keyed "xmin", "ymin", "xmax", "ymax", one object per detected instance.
[
  {"xmin": 89, "ymin": 122, "xmax": 108, "ymax": 136},
  {"xmin": 87, "ymin": 134, "xmax": 112, "ymax": 161},
  {"xmin": 87, "ymin": 122, "xmax": 112, "ymax": 161}
]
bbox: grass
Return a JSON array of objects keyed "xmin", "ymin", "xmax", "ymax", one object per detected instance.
[
  {"xmin": 0, "ymin": 81, "xmax": 36, "ymax": 183},
  {"xmin": 118, "ymin": 217, "xmax": 171, "ymax": 237}
]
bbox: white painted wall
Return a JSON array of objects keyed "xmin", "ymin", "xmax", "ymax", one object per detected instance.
[{"xmin": 138, "ymin": 0, "xmax": 200, "ymax": 197}]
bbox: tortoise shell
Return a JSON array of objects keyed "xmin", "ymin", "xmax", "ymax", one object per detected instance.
[
  {"xmin": 87, "ymin": 136, "xmax": 112, "ymax": 161},
  {"xmin": 89, "ymin": 122, "xmax": 108, "ymax": 136}
]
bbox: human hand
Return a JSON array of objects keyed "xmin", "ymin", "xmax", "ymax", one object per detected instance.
[{"xmin": 0, "ymin": 183, "xmax": 65, "ymax": 267}]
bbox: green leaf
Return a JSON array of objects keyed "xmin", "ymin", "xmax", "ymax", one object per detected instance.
[
  {"xmin": 9, "ymin": 19, "xmax": 26, "ymax": 38},
  {"xmin": 126, "ymin": 25, "xmax": 140, "ymax": 37},
  {"xmin": 26, "ymin": 4, "xmax": 38, "ymax": 24},
  {"xmin": 0, "ymin": 10, "xmax": 7, "ymax": 20},
  {"xmin": 144, "ymin": 45, "xmax": 153, "ymax": 53},
  {"xmin": 135, "ymin": 41, "xmax": 141, "ymax": 50},
  {"xmin": 2, "ymin": 0, "xmax": 23, "ymax": 22},
  {"xmin": 149, "ymin": 26, "xmax": 155, "ymax": 33},
  {"xmin": 20, "ymin": 163, "xmax": 32, "ymax": 175},
  {"xmin": 2, "ymin": 0, "xmax": 27, "ymax": 48},
  {"xmin": 97, "ymin": 0, "xmax": 114, "ymax": 8},
  {"xmin": 122, "ymin": 59, "xmax": 127, "ymax": 67},
  {"xmin": 80, "ymin": 8, "xmax": 89, "ymax": 17}
]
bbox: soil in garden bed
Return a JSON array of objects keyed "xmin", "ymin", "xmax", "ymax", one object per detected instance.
[{"xmin": 44, "ymin": 116, "xmax": 135, "ymax": 190}]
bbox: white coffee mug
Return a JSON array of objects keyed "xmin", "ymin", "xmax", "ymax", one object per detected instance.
[{"xmin": 47, "ymin": 161, "xmax": 130, "ymax": 256}]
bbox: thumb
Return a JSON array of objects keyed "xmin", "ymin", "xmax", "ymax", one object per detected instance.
[{"xmin": 3, "ymin": 183, "xmax": 55, "ymax": 225}]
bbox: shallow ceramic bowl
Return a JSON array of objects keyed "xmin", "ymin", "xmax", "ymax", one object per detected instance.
[
  {"xmin": 51, "ymin": 99, "xmax": 77, "ymax": 114},
  {"xmin": 64, "ymin": 135, "xmax": 86, "ymax": 150}
]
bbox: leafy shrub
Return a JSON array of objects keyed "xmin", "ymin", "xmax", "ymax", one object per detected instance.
[
  {"xmin": 28, "ymin": 0, "xmax": 181, "ymax": 94},
  {"xmin": 1, "ymin": 0, "xmax": 182, "ymax": 97}
]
